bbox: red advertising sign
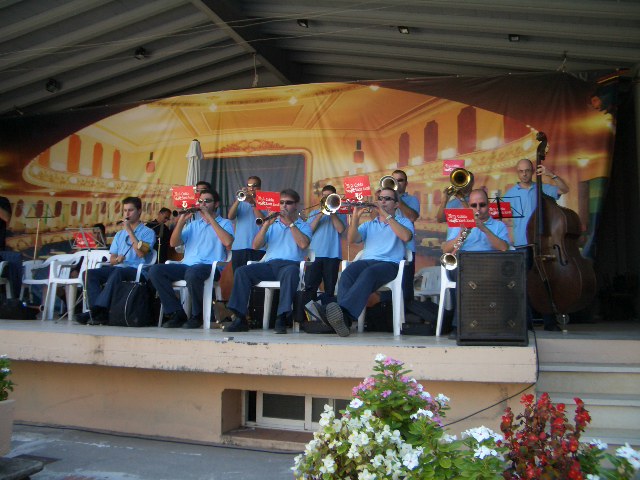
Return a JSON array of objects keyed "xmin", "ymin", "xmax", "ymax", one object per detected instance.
[
  {"xmin": 343, "ymin": 175, "xmax": 371, "ymax": 200},
  {"xmin": 255, "ymin": 191, "xmax": 281, "ymax": 212},
  {"xmin": 443, "ymin": 159, "xmax": 465, "ymax": 176},
  {"xmin": 489, "ymin": 201, "xmax": 513, "ymax": 219},
  {"xmin": 445, "ymin": 208, "xmax": 477, "ymax": 228},
  {"xmin": 74, "ymin": 232, "xmax": 97, "ymax": 249},
  {"xmin": 171, "ymin": 186, "xmax": 197, "ymax": 209}
]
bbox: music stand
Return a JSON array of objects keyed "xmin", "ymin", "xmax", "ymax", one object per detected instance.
[
  {"xmin": 25, "ymin": 203, "xmax": 54, "ymax": 260},
  {"xmin": 489, "ymin": 195, "xmax": 525, "ymax": 220}
]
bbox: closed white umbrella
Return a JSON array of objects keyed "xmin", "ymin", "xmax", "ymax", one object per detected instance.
[{"xmin": 185, "ymin": 139, "xmax": 203, "ymax": 186}]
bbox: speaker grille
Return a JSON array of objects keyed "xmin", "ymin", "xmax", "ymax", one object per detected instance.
[{"xmin": 457, "ymin": 251, "xmax": 528, "ymax": 346}]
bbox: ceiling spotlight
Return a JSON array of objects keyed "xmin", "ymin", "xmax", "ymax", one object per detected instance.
[
  {"xmin": 508, "ymin": 34, "xmax": 520, "ymax": 42},
  {"xmin": 45, "ymin": 78, "xmax": 61, "ymax": 93},
  {"xmin": 297, "ymin": 19, "xmax": 309, "ymax": 28},
  {"xmin": 134, "ymin": 47, "xmax": 149, "ymax": 60},
  {"xmin": 398, "ymin": 26, "xmax": 410, "ymax": 34}
]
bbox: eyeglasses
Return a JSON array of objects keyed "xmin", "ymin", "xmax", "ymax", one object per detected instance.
[
  {"xmin": 247, "ymin": 183, "xmax": 259, "ymax": 188},
  {"xmin": 469, "ymin": 202, "xmax": 487, "ymax": 208},
  {"xmin": 198, "ymin": 198, "xmax": 214, "ymax": 204},
  {"xmin": 280, "ymin": 200, "xmax": 295, "ymax": 205},
  {"xmin": 377, "ymin": 195, "xmax": 395, "ymax": 202}
]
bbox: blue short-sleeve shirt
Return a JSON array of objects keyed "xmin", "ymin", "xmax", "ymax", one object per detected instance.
[
  {"xmin": 504, "ymin": 183, "xmax": 559, "ymax": 246},
  {"xmin": 307, "ymin": 210, "xmax": 346, "ymax": 259},
  {"xmin": 446, "ymin": 217, "xmax": 510, "ymax": 252},
  {"xmin": 110, "ymin": 223, "xmax": 156, "ymax": 267},
  {"xmin": 262, "ymin": 218, "xmax": 313, "ymax": 262},
  {"xmin": 357, "ymin": 216, "xmax": 414, "ymax": 263},
  {"xmin": 232, "ymin": 201, "xmax": 267, "ymax": 251},
  {"xmin": 181, "ymin": 215, "xmax": 234, "ymax": 266}
]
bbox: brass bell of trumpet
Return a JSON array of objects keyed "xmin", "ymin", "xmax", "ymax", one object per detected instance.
[
  {"xmin": 379, "ymin": 175, "xmax": 398, "ymax": 191},
  {"xmin": 320, "ymin": 193, "xmax": 342, "ymax": 215},
  {"xmin": 445, "ymin": 168, "xmax": 474, "ymax": 197},
  {"xmin": 236, "ymin": 189, "xmax": 247, "ymax": 201}
]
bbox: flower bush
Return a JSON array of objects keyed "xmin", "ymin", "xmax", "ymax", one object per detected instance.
[
  {"xmin": 0, "ymin": 355, "xmax": 14, "ymax": 401},
  {"xmin": 501, "ymin": 391, "xmax": 640, "ymax": 480},
  {"xmin": 293, "ymin": 355, "xmax": 640, "ymax": 480},
  {"xmin": 293, "ymin": 354, "xmax": 505, "ymax": 479}
]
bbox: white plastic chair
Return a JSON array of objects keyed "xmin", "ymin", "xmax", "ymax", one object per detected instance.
[
  {"xmin": 20, "ymin": 259, "xmax": 45, "ymax": 303},
  {"xmin": 158, "ymin": 250, "xmax": 230, "ymax": 329},
  {"xmin": 38, "ymin": 253, "xmax": 83, "ymax": 320},
  {"xmin": 436, "ymin": 265, "xmax": 456, "ymax": 336},
  {"xmin": 0, "ymin": 261, "xmax": 12, "ymax": 299},
  {"xmin": 249, "ymin": 249, "xmax": 314, "ymax": 330},
  {"xmin": 43, "ymin": 250, "xmax": 110, "ymax": 322},
  {"xmin": 413, "ymin": 266, "xmax": 441, "ymax": 303},
  {"xmin": 341, "ymin": 249, "xmax": 411, "ymax": 336}
]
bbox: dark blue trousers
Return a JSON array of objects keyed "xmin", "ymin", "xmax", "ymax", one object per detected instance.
[
  {"xmin": 147, "ymin": 263, "xmax": 217, "ymax": 317},
  {"xmin": 86, "ymin": 266, "xmax": 137, "ymax": 309},
  {"xmin": 337, "ymin": 260, "xmax": 398, "ymax": 320},
  {"xmin": 304, "ymin": 257, "xmax": 341, "ymax": 297},
  {"xmin": 227, "ymin": 260, "xmax": 299, "ymax": 317}
]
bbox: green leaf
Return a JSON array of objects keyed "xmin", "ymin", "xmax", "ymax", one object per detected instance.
[{"xmin": 439, "ymin": 456, "xmax": 452, "ymax": 469}]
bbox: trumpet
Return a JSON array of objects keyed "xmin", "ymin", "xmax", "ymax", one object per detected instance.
[
  {"xmin": 379, "ymin": 175, "xmax": 398, "ymax": 191},
  {"xmin": 445, "ymin": 168, "xmax": 474, "ymax": 197},
  {"xmin": 255, "ymin": 211, "xmax": 280, "ymax": 226},
  {"xmin": 236, "ymin": 188, "xmax": 249, "ymax": 201},
  {"xmin": 172, "ymin": 207, "xmax": 199, "ymax": 217},
  {"xmin": 320, "ymin": 193, "xmax": 342, "ymax": 215}
]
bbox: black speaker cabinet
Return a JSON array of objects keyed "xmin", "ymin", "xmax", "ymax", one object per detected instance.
[{"xmin": 457, "ymin": 251, "xmax": 528, "ymax": 346}]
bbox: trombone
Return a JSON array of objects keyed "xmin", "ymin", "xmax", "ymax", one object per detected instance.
[{"xmin": 445, "ymin": 168, "xmax": 474, "ymax": 197}]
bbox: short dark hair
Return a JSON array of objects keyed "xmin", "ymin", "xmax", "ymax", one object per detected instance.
[
  {"xmin": 392, "ymin": 169, "xmax": 408, "ymax": 181},
  {"xmin": 322, "ymin": 184, "xmax": 337, "ymax": 194},
  {"xmin": 280, "ymin": 188, "xmax": 300, "ymax": 203},
  {"xmin": 196, "ymin": 180, "xmax": 212, "ymax": 189},
  {"xmin": 122, "ymin": 196, "xmax": 142, "ymax": 210},
  {"xmin": 198, "ymin": 189, "xmax": 220, "ymax": 203},
  {"xmin": 158, "ymin": 208, "xmax": 171, "ymax": 215},
  {"xmin": 248, "ymin": 176, "xmax": 262, "ymax": 187}
]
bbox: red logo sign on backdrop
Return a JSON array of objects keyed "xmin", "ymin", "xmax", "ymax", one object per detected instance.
[
  {"xmin": 445, "ymin": 208, "xmax": 477, "ymax": 228},
  {"xmin": 255, "ymin": 191, "xmax": 281, "ymax": 212},
  {"xmin": 489, "ymin": 201, "xmax": 513, "ymax": 219},
  {"xmin": 171, "ymin": 186, "xmax": 197, "ymax": 209},
  {"xmin": 443, "ymin": 159, "xmax": 465, "ymax": 176},
  {"xmin": 343, "ymin": 175, "xmax": 371, "ymax": 200}
]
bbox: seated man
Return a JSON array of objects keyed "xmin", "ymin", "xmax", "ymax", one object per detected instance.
[
  {"xmin": 225, "ymin": 188, "xmax": 312, "ymax": 334},
  {"xmin": 78, "ymin": 196, "xmax": 156, "ymax": 325},
  {"xmin": 145, "ymin": 208, "xmax": 173, "ymax": 264},
  {"xmin": 441, "ymin": 188, "xmax": 510, "ymax": 337},
  {"xmin": 148, "ymin": 189, "xmax": 233, "ymax": 329},
  {"xmin": 310, "ymin": 187, "xmax": 414, "ymax": 337}
]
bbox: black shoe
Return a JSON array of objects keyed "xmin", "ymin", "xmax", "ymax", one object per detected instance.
[
  {"xmin": 224, "ymin": 315, "xmax": 249, "ymax": 332},
  {"xmin": 75, "ymin": 311, "xmax": 92, "ymax": 325},
  {"xmin": 87, "ymin": 309, "xmax": 109, "ymax": 326},
  {"xmin": 274, "ymin": 315, "xmax": 287, "ymax": 334},
  {"xmin": 182, "ymin": 316, "xmax": 203, "ymax": 329},
  {"xmin": 544, "ymin": 324, "xmax": 562, "ymax": 332},
  {"xmin": 326, "ymin": 302, "xmax": 350, "ymax": 337},
  {"xmin": 447, "ymin": 328, "xmax": 457, "ymax": 340},
  {"xmin": 163, "ymin": 310, "xmax": 188, "ymax": 328}
]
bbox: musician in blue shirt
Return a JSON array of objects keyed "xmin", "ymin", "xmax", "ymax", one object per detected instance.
[
  {"xmin": 392, "ymin": 169, "xmax": 420, "ymax": 302},
  {"xmin": 304, "ymin": 185, "xmax": 346, "ymax": 300},
  {"xmin": 148, "ymin": 190, "xmax": 234, "ymax": 329},
  {"xmin": 78, "ymin": 197, "xmax": 155, "ymax": 325},
  {"xmin": 226, "ymin": 188, "xmax": 312, "ymax": 334},
  {"xmin": 313, "ymin": 188, "xmax": 414, "ymax": 337}
]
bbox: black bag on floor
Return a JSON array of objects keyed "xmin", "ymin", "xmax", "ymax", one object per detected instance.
[
  {"xmin": 293, "ymin": 289, "xmax": 317, "ymax": 325},
  {"xmin": 108, "ymin": 281, "xmax": 155, "ymax": 327},
  {"xmin": 0, "ymin": 298, "xmax": 39, "ymax": 320}
]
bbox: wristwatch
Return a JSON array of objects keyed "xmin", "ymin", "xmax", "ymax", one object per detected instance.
[
  {"xmin": 551, "ymin": 174, "xmax": 558, "ymax": 180},
  {"xmin": 385, "ymin": 214, "xmax": 393, "ymax": 221},
  {"xmin": 289, "ymin": 223, "xmax": 296, "ymax": 229},
  {"xmin": 136, "ymin": 240, "xmax": 143, "ymax": 249}
]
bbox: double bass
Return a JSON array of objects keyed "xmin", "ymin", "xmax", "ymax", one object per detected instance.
[{"xmin": 526, "ymin": 132, "xmax": 596, "ymax": 322}]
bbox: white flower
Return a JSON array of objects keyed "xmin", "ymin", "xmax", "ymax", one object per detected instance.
[
  {"xmin": 616, "ymin": 443, "xmax": 640, "ymax": 470},
  {"xmin": 410, "ymin": 408, "xmax": 434, "ymax": 420},
  {"xmin": 401, "ymin": 446, "xmax": 422, "ymax": 470},
  {"xmin": 375, "ymin": 353, "xmax": 386, "ymax": 362},
  {"xmin": 440, "ymin": 433, "xmax": 457, "ymax": 443},
  {"xmin": 585, "ymin": 475, "xmax": 600, "ymax": 480},
  {"xmin": 474, "ymin": 445, "xmax": 499, "ymax": 459},
  {"xmin": 319, "ymin": 455, "xmax": 336, "ymax": 474},
  {"xmin": 358, "ymin": 468, "xmax": 376, "ymax": 480},
  {"xmin": 435, "ymin": 393, "xmax": 450, "ymax": 405},
  {"xmin": 349, "ymin": 398, "xmax": 364, "ymax": 409},
  {"xmin": 589, "ymin": 438, "xmax": 608, "ymax": 451},
  {"xmin": 462, "ymin": 426, "xmax": 503, "ymax": 443}
]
